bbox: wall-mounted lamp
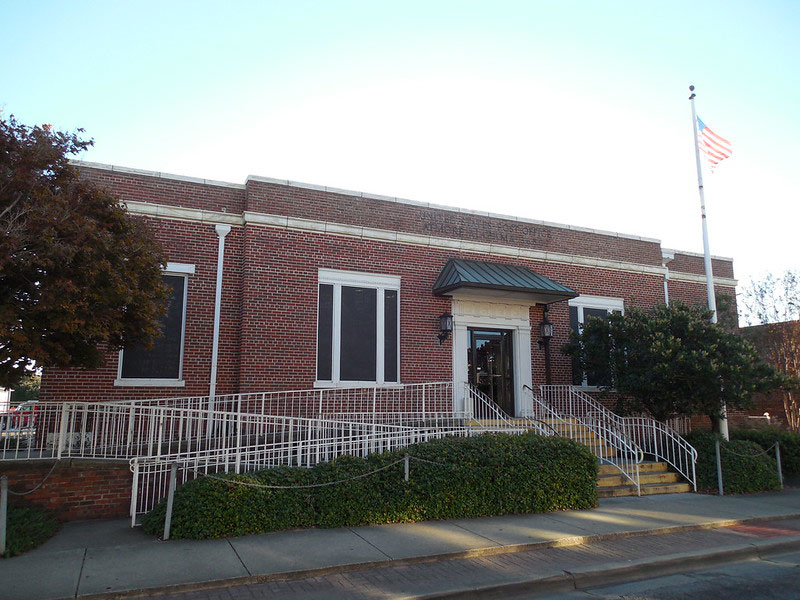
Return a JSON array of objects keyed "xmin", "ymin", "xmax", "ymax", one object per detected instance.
[
  {"xmin": 437, "ymin": 312, "xmax": 453, "ymax": 344},
  {"xmin": 540, "ymin": 309, "xmax": 554, "ymax": 385}
]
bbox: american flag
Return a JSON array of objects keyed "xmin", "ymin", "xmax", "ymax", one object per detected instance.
[{"xmin": 696, "ymin": 117, "xmax": 732, "ymax": 171}]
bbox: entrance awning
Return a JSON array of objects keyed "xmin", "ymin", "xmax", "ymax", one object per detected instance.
[{"xmin": 432, "ymin": 258, "xmax": 578, "ymax": 304}]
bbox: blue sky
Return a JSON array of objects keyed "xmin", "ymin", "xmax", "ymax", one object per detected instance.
[{"xmin": 3, "ymin": 1, "xmax": 799, "ymax": 307}]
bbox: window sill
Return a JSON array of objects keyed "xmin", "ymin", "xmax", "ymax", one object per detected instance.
[
  {"xmin": 114, "ymin": 379, "xmax": 186, "ymax": 388},
  {"xmin": 314, "ymin": 381, "xmax": 403, "ymax": 389}
]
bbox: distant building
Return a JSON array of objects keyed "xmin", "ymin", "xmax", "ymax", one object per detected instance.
[
  {"xmin": 41, "ymin": 161, "xmax": 737, "ymax": 416},
  {"xmin": 738, "ymin": 320, "xmax": 800, "ymax": 430}
]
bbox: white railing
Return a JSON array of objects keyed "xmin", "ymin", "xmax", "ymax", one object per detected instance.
[
  {"xmin": 2, "ymin": 382, "xmax": 695, "ymax": 525},
  {"xmin": 2, "ymin": 400, "xmax": 281, "ymax": 461},
  {"xmin": 464, "ymin": 384, "xmax": 516, "ymax": 426},
  {"xmin": 522, "ymin": 386, "xmax": 641, "ymax": 493},
  {"xmin": 609, "ymin": 415, "xmax": 697, "ymax": 492},
  {"xmin": 539, "ymin": 385, "xmax": 697, "ymax": 491},
  {"xmin": 130, "ymin": 418, "xmax": 472, "ymax": 522},
  {"xmin": 0, "ymin": 383, "xmax": 458, "ymax": 462},
  {"xmin": 114, "ymin": 382, "xmax": 455, "ymax": 420},
  {"xmin": 129, "ymin": 383, "xmax": 567, "ymax": 522},
  {"xmin": 463, "ymin": 384, "xmax": 554, "ymax": 437}
]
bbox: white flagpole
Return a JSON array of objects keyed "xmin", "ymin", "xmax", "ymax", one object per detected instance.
[{"xmin": 689, "ymin": 84, "xmax": 728, "ymax": 440}]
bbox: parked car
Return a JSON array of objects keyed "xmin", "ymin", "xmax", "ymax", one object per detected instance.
[{"xmin": 0, "ymin": 400, "xmax": 38, "ymax": 438}]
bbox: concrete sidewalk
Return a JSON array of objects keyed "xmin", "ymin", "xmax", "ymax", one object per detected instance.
[{"xmin": 2, "ymin": 489, "xmax": 800, "ymax": 600}]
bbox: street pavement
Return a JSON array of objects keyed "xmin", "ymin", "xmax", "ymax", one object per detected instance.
[
  {"xmin": 535, "ymin": 549, "xmax": 800, "ymax": 599},
  {"xmin": 2, "ymin": 489, "xmax": 800, "ymax": 600}
]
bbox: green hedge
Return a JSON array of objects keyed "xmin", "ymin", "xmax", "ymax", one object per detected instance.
[
  {"xmin": 1, "ymin": 501, "xmax": 61, "ymax": 558},
  {"xmin": 730, "ymin": 428, "xmax": 800, "ymax": 477},
  {"xmin": 142, "ymin": 432, "xmax": 598, "ymax": 539},
  {"xmin": 686, "ymin": 431, "xmax": 781, "ymax": 494}
]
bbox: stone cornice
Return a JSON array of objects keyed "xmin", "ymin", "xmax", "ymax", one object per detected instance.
[{"xmin": 123, "ymin": 201, "xmax": 737, "ymax": 288}]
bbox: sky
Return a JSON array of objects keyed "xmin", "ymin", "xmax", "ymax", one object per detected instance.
[{"xmin": 2, "ymin": 1, "xmax": 799, "ymax": 318}]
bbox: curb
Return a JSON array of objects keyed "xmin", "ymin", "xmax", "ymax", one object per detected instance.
[
  {"xmin": 66, "ymin": 513, "xmax": 800, "ymax": 600},
  {"xmin": 418, "ymin": 536, "xmax": 800, "ymax": 599}
]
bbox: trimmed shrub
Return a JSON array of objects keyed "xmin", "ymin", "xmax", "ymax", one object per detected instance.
[
  {"xmin": 730, "ymin": 428, "xmax": 800, "ymax": 478},
  {"xmin": 1, "ymin": 501, "xmax": 61, "ymax": 558},
  {"xmin": 142, "ymin": 432, "xmax": 598, "ymax": 539},
  {"xmin": 686, "ymin": 431, "xmax": 781, "ymax": 494}
]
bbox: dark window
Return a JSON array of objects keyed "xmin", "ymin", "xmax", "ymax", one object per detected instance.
[
  {"xmin": 316, "ymin": 284, "xmax": 333, "ymax": 381},
  {"xmin": 121, "ymin": 275, "xmax": 186, "ymax": 380},
  {"xmin": 316, "ymin": 280, "xmax": 400, "ymax": 383},
  {"xmin": 583, "ymin": 307, "xmax": 608, "ymax": 323},
  {"xmin": 569, "ymin": 303, "xmax": 620, "ymax": 387},
  {"xmin": 384, "ymin": 290, "xmax": 398, "ymax": 382},
  {"xmin": 569, "ymin": 306, "xmax": 582, "ymax": 386},
  {"xmin": 340, "ymin": 286, "xmax": 377, "ymax": 381}
]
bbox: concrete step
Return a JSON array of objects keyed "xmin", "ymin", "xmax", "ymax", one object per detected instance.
[
  {"xmin": 597, "ymin": 481, "xmax": 692, "ymax": 498},
  {"xmin": 584, "ymin": 444, "xmax": 617, "ymax": 458},
  {"xmin": 597, "ymin": 470, "xmax": 681, "ymax": 488},
  {"xmin": 598, "ymin": 461, "xmax": 670, "ymax": 476}
]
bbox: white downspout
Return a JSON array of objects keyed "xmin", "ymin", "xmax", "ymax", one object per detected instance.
[
  {"xmin": 662, "ymin": 250, "xmax": 674, "ymax": 306},
  {"xmin": 208, "ymin": 224, "xmax": 231, "ymax": 422}
]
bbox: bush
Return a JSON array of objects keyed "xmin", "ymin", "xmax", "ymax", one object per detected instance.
[
  {"xmin": 142, "ymin": 432, "xmax": 598, "ymax": 539},
  {"xmin": 686, "ymin": 431, "xmax": 781, "ymax": 494},
  {"xmin": 731, "ymin": 428, "xmax": 800, "ymax": 477},
  {"xmin": 1, "ymin": 501, "xmax": 61, "ymax": 558}
]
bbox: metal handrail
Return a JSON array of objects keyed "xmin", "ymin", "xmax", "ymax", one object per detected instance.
[
  {"xmin": 129, "ymin": 420, "xmax": 473, "ymax": 522},
  {"xmin": 541, "ymin": 385, "xmax": 697, "ymax": 491},
  {"xmin": 463, "ymin": 384, "xmax": 553, "ymax": 437},
  {"xmin": 523, "ymin": 386, "xmax": 641, "ymax": 493}
]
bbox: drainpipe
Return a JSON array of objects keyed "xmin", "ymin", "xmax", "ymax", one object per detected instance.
[
  {"xmin": 208, "ymin": 224, "xmax": 231, "ymax": 425},
  {"xmin": 662, "ymin": 251, "xmax": 674, "ymax": 306}
]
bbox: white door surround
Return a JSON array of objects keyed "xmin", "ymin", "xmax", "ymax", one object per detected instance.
[{"xmin": 450, "ymin": 294, "xmax": 534, "ymax": 417}]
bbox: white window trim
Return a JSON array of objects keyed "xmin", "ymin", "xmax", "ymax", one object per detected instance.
[
  {"xmin": 568, "ymin": 295, "xmax": 624, "ymax": 390},
  {"xmin": 569, "ymin": 295, "xmax": 625, "ymax": 313},
  {"xmin": 316, "ymin": 269, "xmax": 401, "ymax": 388},
  {"xmin": 114, "ymin": 263, "xmax": 193, "ymax": 387}
]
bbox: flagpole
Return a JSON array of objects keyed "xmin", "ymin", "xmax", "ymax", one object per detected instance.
[{"xmin": 689, "ymin": 84, "xmax": 728, "ymax": 440}]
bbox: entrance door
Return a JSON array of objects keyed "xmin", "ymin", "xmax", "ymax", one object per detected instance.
[{"xmin": 467, "ymin": 328, "xmax": 515, "ymax": 416}]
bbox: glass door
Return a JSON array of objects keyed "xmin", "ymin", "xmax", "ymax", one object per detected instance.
[{"xmin": 467, "ymin": 328, "xmax": 515, "ymax": 416}]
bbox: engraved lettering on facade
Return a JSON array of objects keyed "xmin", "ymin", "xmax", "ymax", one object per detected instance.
[{"xmin": 420, "ymin": 211, "xmax": 552, "ymax": 246}]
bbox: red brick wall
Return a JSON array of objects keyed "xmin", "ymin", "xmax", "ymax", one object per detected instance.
[
  {"xmin": 41, "ymin": 217, "xmax": 244, "ymax": 401},
  {"xmin": 243, "ymin": 179, "xmax": 665, "ymax": 267},
  {"xmin": 80, "ymin": 166, "xmax": 245, "ymax": 214},
  {"xmin": 41, "ymin": 165, "xmax": 737, "ymax": 401},
  {"xmin": 0, "ymin": 460, "xmax": 132, "ymax": 521},
  {"xmin": 670, "ymin": 252, "xmax": 735, "ymax": 280}
]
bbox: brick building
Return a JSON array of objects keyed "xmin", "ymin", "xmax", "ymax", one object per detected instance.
[{"xmin": 41, "ymin": 161, "xmax": 737, "ymax": 418}]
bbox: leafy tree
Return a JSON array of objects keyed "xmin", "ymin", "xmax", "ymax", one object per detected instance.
[
  {"xmin": 9, "ymin": 372, "xmax": 40, "ymax": 404},
  {"xmin": 0, "ymin": 114, "xmax": 169, "ymax": 388},
  {"xmin": 740, "ymin": 271, "xmax": 800, "ymax": 431},
  {"xmin": 564, "ymin": 302, "xmax": 783, "ymax": 432}
]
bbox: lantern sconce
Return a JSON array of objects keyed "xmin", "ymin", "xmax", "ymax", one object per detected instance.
[
  {"xmin": 540, "ymin": 309, "xmax": 555, "ymax": 385},
  {"xmin": 540, "ymin": 318, "xmax": 555, "ymax": 340},
  {"xmin": 437, "ymin": 312, "xmax": 453, "ymax": 344}
]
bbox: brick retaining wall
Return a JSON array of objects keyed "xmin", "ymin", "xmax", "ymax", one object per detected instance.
[{"xmin": 1, "ymin": 460, "xmax": 132, "ymax": 521}]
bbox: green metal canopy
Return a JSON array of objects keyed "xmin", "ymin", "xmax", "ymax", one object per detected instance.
[{"xmin": 432, "ymin": 258, "xmax": 578, "ymax": 304}]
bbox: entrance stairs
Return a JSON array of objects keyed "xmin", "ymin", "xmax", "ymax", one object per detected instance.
[
  {"xmin": 597, "ymin": 461, "xmax": 691, "ymax": 497},
  {"xmin": 476, "ymin": 413, "xmax": 692, "ymax": 498},
  {"xmin": 536, "ymin": 417, "xmax": 690, "ymax": 497}
]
